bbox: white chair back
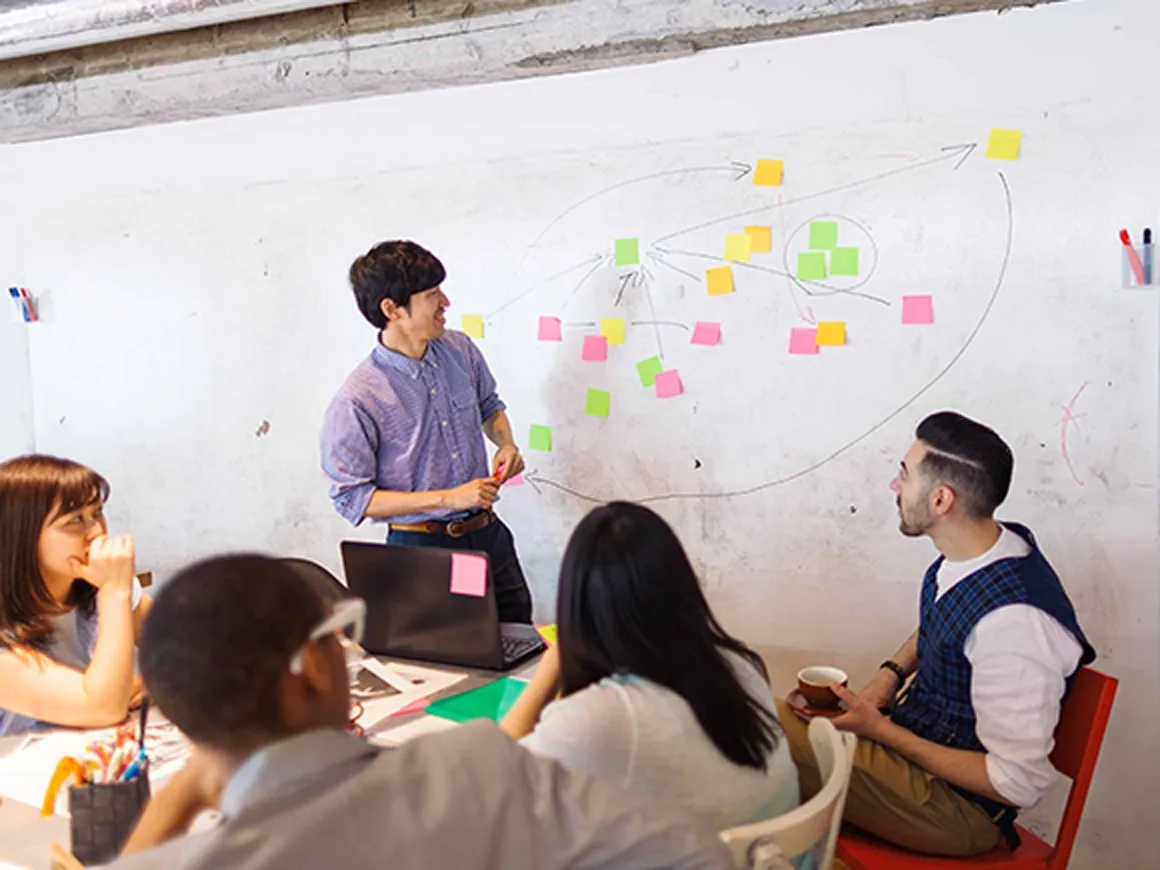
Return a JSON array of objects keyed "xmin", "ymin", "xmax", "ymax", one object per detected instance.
[{"xmin": 720, "ymin": 718, "xmax": 857, "ymax": 870}]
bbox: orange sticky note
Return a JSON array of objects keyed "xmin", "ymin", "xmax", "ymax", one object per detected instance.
[
  {"xmin": 745, "ymin": 226, "xmax": 772, "ymax": 253},
  {"xmin": 706, "ymin": 266, "xmax": 734, "ymax": 296},
  {"xmin": 754, "ymin": 159, "xmax": 784, "ymax": 186},
  {"xmin": 815, "ymin": 322, "xmax": 846, "ymax": 346},
  {"xmin": 724, "ymin": 233, "xmax": 751, "ymax": 263}
]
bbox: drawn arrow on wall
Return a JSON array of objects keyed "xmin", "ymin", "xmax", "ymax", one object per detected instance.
[{"xmin": 941, "ymin": 143, "xmax": 977, "ymax": 170}]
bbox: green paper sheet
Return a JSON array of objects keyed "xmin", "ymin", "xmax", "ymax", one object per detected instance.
[
  {"xmin": 809, "ymin": 221, "xmax": 838, "ymax": 250},
  {"xmin": 426, "ymin": 677, "xmax": 528, "ymax": 724},
  {"xmin": 797, "ymin": 251, "xmax": 827, "ymax": 281},
  {"xmin": 830, "ymin": 247, "xmax": 859, "ymax": 276}
]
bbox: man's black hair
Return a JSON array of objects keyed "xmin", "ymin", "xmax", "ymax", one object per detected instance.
[
  {"xmin": 916, "ymin": 411, "xmax": 1014, "ymax": 518},
  {"xmin": 348, "ymin": 240, "xmax": 446, "ymax": 329}
]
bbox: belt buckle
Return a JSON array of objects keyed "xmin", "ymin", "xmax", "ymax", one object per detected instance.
[{"xmin": 445, "ymin": 519, "xmax": 467, "ymax": 538}]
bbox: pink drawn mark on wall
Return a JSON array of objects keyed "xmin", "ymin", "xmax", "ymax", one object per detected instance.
[{"xmin": 1058, "ymin": 382, "xmax": 1090, "ymax": 487}]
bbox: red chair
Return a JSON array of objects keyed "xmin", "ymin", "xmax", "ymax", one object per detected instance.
[{"xmin": 835, "ymin": 667, "xmax": 1117, "ymax": 870}]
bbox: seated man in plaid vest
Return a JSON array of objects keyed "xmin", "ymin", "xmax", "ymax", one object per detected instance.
[{"xmin": 779, "ymin": 411, "xmax": 1095, "ymax": 858}]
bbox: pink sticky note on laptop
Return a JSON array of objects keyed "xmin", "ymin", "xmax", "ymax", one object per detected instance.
[
  {"xmin": 450, "ymin": 552, "xmax": 488, "ymax": 597},
  {"xmin": 655, "ymin": 369, "xmax": 683, "ymax": 398},
  {"xmin": 690, "ymin": 321, "xmax": 721, "ymax": 346},
  {"xmin": 788, "ymin": 328, "xmax": 818, "ymax": 355},
  {"xmin": 901, "ymin": 295, "xmax": 934, "ymax": 325},
  {"xmin": 538, "ymin": 316, "xmax": 562, "ymax": 341},
  {"xmin": 582, "ymin": 335, "xmax": 608, "ymax": 361}
]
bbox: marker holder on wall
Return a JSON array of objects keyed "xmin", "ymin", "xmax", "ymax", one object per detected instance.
[{"xmin": 1122, "ymin": 244, "xmax": 1157, "ymax": 288}]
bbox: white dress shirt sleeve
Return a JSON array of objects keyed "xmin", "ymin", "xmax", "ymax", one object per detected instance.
[{"xmin": 965, "ymin": 603, "xmax": 1084, "ymax": 808}]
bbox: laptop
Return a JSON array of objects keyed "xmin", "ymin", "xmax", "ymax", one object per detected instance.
[{"xmin": 340, "ymin": 541, "xmax": 546, "ymax": 671}]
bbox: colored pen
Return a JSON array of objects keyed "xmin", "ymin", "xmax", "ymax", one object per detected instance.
[
  {"xmin": 1144, "ymin": 228, "xmax": 1153, "ymax": 285},
  {"xmin": 1121, "ymin": 229, "xmax": 1146, "ymax": 284}
]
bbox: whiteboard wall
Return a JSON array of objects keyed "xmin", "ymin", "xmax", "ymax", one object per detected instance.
[{"xmin": 0, "ymin": 0, "xmax": 1156, "ymax": 865}]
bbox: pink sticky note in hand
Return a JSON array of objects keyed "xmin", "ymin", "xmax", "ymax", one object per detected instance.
[
  {"xmin": 502, "ymin": 473, "xmax": 524, "ymax": 488},
  {"xmin": 901, "ymin": 296, "xmax": 934, "ymax": 325},
  {"xmin": 582, "ymin": 335, "xmax": 608, "ymax": 361},
  {"xmin": 788, "ymin": 328, "xmax": 819, "ymax": 355},
  {"xmin": 655, "ymin": 369, "xmax": 683, "ymax": 398},
  {"xmin": 450, "ymin": 552, "xmax": 488, "ymax": 597},
  {"xmin": 690, "ymin": 321, "xmax": 721, "ymax": 346},
  {"xmin": 538, "ymin": 316, "xmax": 562, "ymax": 341}
]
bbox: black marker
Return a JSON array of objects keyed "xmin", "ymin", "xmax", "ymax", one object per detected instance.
[{"xmin": 1144, "ymin": 228, "xmax": 1153, "ymax": 285}]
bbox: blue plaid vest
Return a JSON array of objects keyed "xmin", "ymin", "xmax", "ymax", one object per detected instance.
[{"xmin": 891, "ymin": 523, "xmax": 1095, "ymax": 811}]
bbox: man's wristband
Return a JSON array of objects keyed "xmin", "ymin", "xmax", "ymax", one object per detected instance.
[{"xmin": 879, "ymin": 660, "xmax": 907, "ymax": 687}]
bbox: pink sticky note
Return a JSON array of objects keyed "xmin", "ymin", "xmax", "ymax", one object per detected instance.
[
  {"xmin": 502, "ymin": 473, "xmax": 524, "ymax": 488},
  {"xmin": 690, "ymin": 321, "xmax": 721, "ymax": 346},
  {"xmin": 902, "ymin": 295, "xmax": 934, "ymax": 325},
  {"xmin": 538, "ymin": 316, "xmax": 562, "ymax": 341},
  {"xmin": 582, "ymin": 335, "xmax": 608, "ymax": 361},
  {"xmin": 390, "ymin": 697, "xmax": 430, "ymax": 718},
  {"xmin": 789, "ymin": 328, "xmax": 819, "ymax": 355},
  {"xmin": 655, "ymin": 369, "xmax": 683, "ymax": 398},
  {"xmin": 450, "ymin": 552, "xmax": 488, "ymax": 597}
]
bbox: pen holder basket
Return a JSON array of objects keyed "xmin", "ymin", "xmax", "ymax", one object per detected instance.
[
  {"xmin": 68, "ymin": 769, "xmax": 151, "ymax": 866},
  {"xmin": 1122, "ymin": 243, "xmax": 1158, "ymax": 287}
]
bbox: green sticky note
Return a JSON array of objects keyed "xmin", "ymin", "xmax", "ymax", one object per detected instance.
[
  {"xmin": 427, "ymin": 677, "xmax": 528, "ymax": 724},
  {"xmin": 830, "ymin": 247, "xmax": 859, "ymax": 276},
  {"xmin": 614, "ymin": 238, "xmax": 640, "ymax": 266},
  {"xmin": 585, "ymin": 388, "xmax": 611, "ymax": 417},
  {"xmin": 528, "ymin": 424, "xmax": 552, "ymax": 452},
  {"xmin": 636, "ymin": 355, "xmax": 663, "ymax": 387},
  {"xmin": 797, "ymin": 251, "xmax": 827, "ymax": 281},
  {"xmin": 809, "ymin": 221, "xmax": 838, "ymax": 250}
]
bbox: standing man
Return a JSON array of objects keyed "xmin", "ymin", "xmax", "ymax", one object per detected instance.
[
  {"xmin": 780, "ymin": 411, "xmax": 1094, "ymax": 858},
  {"xmin": 320, "ymin": 240, "xmax": 532, "ymax": 623}
]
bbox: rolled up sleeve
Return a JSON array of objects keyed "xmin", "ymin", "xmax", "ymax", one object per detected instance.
[
  {"xmin": 320, "ymin": 398, "xmax": 380, "ymax": 526},
  {"xmin": 466, "ymin": 338, "xmax": 506, "ymax": 422}
]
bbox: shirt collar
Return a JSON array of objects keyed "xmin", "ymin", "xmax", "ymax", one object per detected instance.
[
  {"xmin": 371, "ymin": 337, "xmax": 439, "ymax": 377},
  {"xmin": 219, "ymin": 729, "xmax": 379, "ymax": 818}
]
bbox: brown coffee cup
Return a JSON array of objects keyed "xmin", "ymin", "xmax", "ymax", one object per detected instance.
[{"xmin": 797, "ymin": 666, "xmax": 849, "ymax": 710}]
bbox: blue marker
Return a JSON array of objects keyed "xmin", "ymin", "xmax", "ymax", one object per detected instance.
[
  {"xmin": 8, "ymin": 287, "xmax": 28, "ymax": 322},
  {"xmin": 1144, "ymin": 228, "xmax": 1153, "ymax": 285}
]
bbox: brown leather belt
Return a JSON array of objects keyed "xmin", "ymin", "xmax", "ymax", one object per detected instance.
[{"xmin": 389, "ymin": 509, "xmax": 495, "ymax": 539}]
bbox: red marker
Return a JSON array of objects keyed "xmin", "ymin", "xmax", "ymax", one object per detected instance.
[
  {"xmin": 1121, "ymin": 229, "xmax": 1146, "ymax": 285},
  {"xmin": 494, "ymin": 464, "xmax": 505, "ymax": 482}
]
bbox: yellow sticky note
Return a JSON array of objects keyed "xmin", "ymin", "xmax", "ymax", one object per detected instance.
[
  {"xmin": 462, "ymin": 314, "xmax": 484, "ymax": 339},
  {"xmin": 753, "ymin": 159, "xmax": 784, "ymax": 186},
  {"xmin": 600, "ymin": 317, "xmax": 626, "ymax": 345},
  {"xmin": 985, "ymin": 129, "xmax": 1022, "ymax": 161},
  {"xmin": 745, "ymin": 226, "xmax": 772, "ymax": 253},
  {"xmin": 536, "ymin": 624, "xmax": 558, "ymax": 645},
  {"xmin": 706, "ymin": 266, "xmax": 734, "ymax": 297},
  {"xmin": 724, "ymin": 233, "xmax": 751, "ymax": 263},
  {"xmin": 815, "ymin": 322, "xmax": 846, "ymax": 346}
]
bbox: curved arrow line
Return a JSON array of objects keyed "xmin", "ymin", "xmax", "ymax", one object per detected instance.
[
  {"xmin": 559, "ymin": 255, "xmax": 611, "ymax": 312},
  {"xmin": 528, "ymin": 170, "xmax": 1012, "ymax": 505},
  {"xmin": 648, "ymin": 251, "xmax": 699, "ymax": 281},
  {"xmin": 652, "ymin": 144, "xmax": 976, "ymax": 247},
  {"xmin": 486, "ymin": 253, "xmax": 603, "ymax": 320},
  {"xmin": 515, "ymin": 164, "xmax": 755, "ymax": 274},
  {"xmin": 631, "ymin": 320, "xmax": 691, "ymax": 331}
]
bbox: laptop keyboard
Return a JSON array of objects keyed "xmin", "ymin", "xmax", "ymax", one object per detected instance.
[{"xmin": 501, "ymin": 634, "xmax": 544, "ymax": 662}]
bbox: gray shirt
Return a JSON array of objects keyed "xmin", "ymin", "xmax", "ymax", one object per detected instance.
[{"xmin": 109, "ymin": 721, "xmax": 731, "ymax": 870}]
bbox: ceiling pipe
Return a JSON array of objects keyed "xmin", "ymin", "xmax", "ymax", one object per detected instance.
[{"xmin": 0, "ymin": 0, "xmax": 353, "ymax": 62}]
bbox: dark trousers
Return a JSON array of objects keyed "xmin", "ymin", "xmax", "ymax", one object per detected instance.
[{"xmin": 386, "ymin": 517, "xmax": 534, "ymax": 624}]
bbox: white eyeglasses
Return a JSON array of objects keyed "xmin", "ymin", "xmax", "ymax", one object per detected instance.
[{"xmin": 289, "ymin": 598, "xmax": 367, "ymax": 675}]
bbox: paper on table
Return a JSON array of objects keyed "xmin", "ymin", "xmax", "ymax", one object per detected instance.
[
  {"xmin": 690, "ymin": 321, "xmax": 721, "ymax": 346},
  {"xmin": 615, "ymin": 238, "xmax": 640, "ymax": 266},
  {"xmin": 724, "ymin": 234, "xmax": 751, "ymax": 263},
  {"xmin": 461, "ymin": 314, "xmax": 485, "ymax": 339},
  {"xmin": 636, "ymin": 355, "xmax": 663, "ymax": 387},
  {"xmin": 426, "ymin": 678, "xmax": 529, "ymax": 724},
  {"xmin": 902, "ymin": 295, "xmax": 934, "ymax": 324},
  {"xmin": 745, "ymin": 226, "xmax": 772, "ymax": 253},
  {"xmin": 537, "ymin": 316, "xmax": 562, "ymax": 341},
  {"xmin": 706, "ymin": 266, "xmax": 734, "ymax": 296},
  {"xmin": 450, "ymin": 552, "xmax": 487, "ymax": 597},
  {"xmin": 581, "ymin": 335, "xmax": 608, "ymax": 362},
  {"xmin": 753, "ymin": 159, "xmax": 784, "ymax": 186},
  {"xmin": 655, "ymin": 370, "xmax": 683, "ymax": 399},
  {"xmin": 600, "ymin": 318, "xmax": 625, "ymax": 345},
  {"xmin": 788, "ymin": 328, "xmax": 819, "ymax": 355},
  {"xmin": 352, "ymin": 657, "xmax": 467, "ymax": 733}
]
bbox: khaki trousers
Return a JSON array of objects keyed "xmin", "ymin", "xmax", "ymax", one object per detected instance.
[{"xmin": 776, "ymin": 699, "xmax": 1001, "ymax": 858}]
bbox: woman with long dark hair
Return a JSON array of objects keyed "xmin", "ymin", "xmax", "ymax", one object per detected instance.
[
  {"xmin": 0, "ymin": 455, "xmax": 150, "ymax": 735},
  {"xmin": 501, "ymin": 501, "xmax": 799, "ymax": 829}
]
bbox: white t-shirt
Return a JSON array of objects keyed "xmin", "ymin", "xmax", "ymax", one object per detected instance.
[
  {"xmin": 520, "ymin": 651, "xmax": 800, "ymax": 831},
  {"xmin": 0, "ymin": 579, "xmax": 143, "ymax": 737},
  {"xmin": 934, "ymin": 526, "xmax": 1084, "ymax": 808}
]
